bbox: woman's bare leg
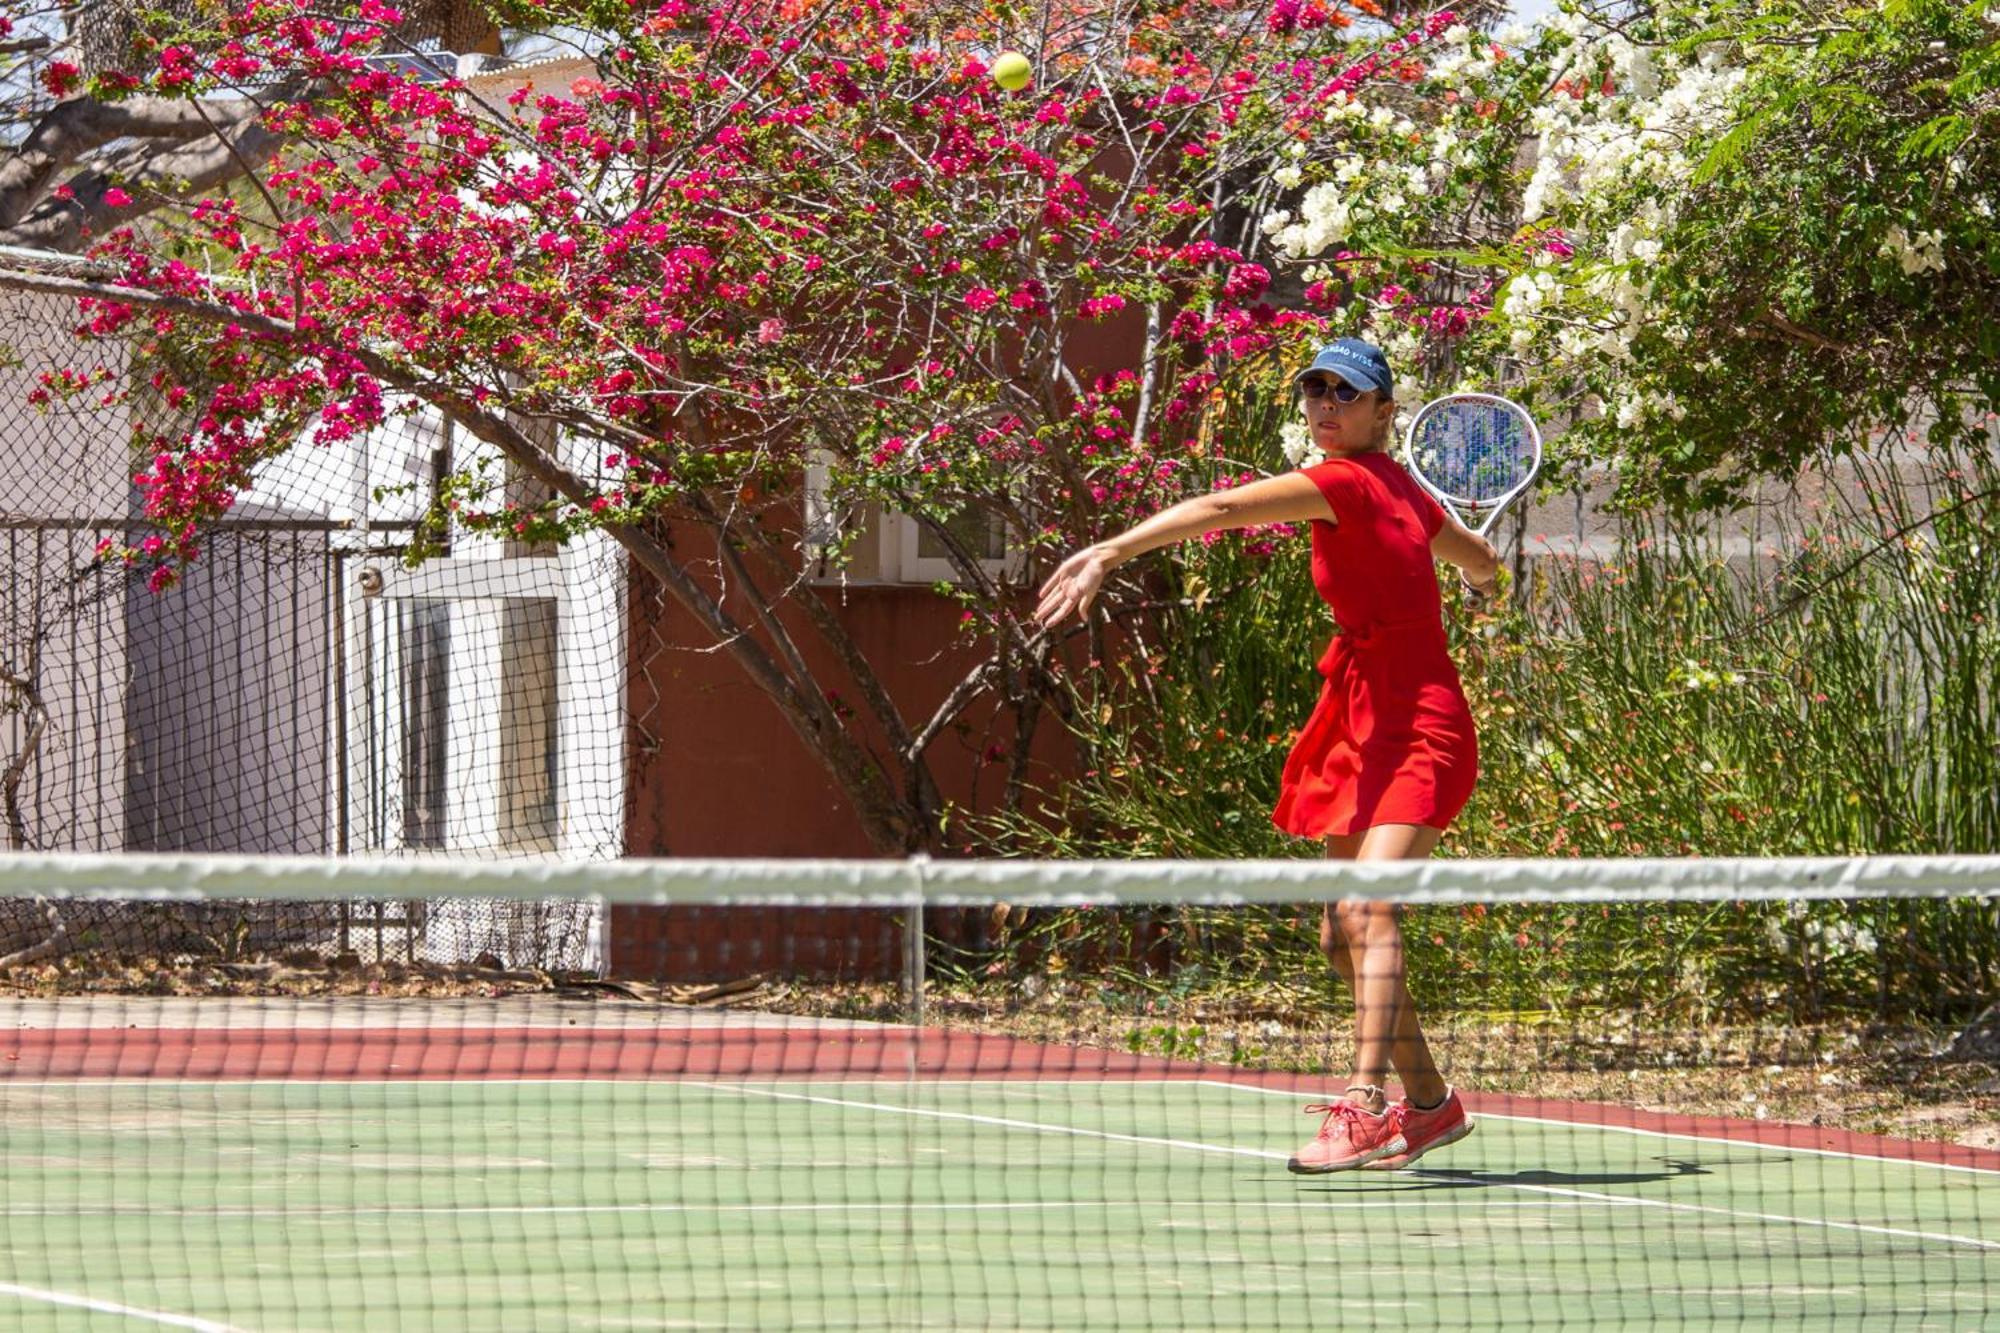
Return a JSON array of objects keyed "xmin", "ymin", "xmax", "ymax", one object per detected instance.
[
  {"xmin": 1322, "ymin": 825, "xmax": 1447, "ymax": 1111},
  {"xmin": 1317, "ymin": 833, "xmax": 1364, "ymax": 991}
]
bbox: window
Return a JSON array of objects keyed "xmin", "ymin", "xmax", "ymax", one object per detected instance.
[
  {"xmin": 344, "ymin": 571, "xmax": 564, "ymax": 854},
  {"xmin": 318, "ymin": 406, "xmax": 626, "ymax": 860},
  {"xmin": 803, "ymin": 451, "xmax": 1028, "ymax": 587}
]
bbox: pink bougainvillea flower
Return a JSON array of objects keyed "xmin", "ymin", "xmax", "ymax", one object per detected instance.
[{"xmin": 42, "ymin": 61, "xmax": 82, "ymax": 97}]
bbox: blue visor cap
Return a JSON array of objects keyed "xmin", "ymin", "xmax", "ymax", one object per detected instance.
[{"xmin": 1294, "ymin": 338, "xmax": 1393, "ymax": 398}]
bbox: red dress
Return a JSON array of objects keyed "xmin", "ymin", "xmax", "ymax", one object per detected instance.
[{"xmin": 1271, "ymin": 452, "xmax": 1478, "ymax": 838}]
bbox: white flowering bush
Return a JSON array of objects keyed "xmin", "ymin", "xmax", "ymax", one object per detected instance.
[{"xmin": 1250, "ymin": 0, "xmax": 2000, "ymax": 510}]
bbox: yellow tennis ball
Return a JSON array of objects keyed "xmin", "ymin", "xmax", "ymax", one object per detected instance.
[{"xmin": 990, "ymin": 51, "xmax": 1032, "ymax": 92}]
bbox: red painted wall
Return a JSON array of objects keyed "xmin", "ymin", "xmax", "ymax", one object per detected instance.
[{"xmin": 609, "ymin": 547, "xmax": 1089, "ymax": 980}]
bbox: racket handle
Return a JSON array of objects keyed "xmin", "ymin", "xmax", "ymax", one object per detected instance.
[{"xmin": 1459, "ymin": 571, "xmax": 1499, "ymax": 606}]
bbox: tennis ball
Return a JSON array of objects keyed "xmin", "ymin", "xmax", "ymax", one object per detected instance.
[{"xmin": 990, "ymin": 51, "xmax": 1032, "ymax": 92}]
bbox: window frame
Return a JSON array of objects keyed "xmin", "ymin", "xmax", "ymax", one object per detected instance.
[{"xmin": 803, "ymin": 450, "xmax": 1029, "ymax": 588}]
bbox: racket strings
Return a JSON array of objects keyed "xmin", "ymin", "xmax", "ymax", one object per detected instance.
[{"xmin": 1410, "ymin": 400, "xmax": 1538, "ymax": 506}]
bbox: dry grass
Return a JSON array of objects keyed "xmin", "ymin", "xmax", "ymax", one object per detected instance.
[{"xmin": 0, "ymin": 952, "xmax": 595, "ymax": 1001}]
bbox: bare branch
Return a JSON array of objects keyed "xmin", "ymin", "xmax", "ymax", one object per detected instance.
[
  {"xmin": 681, "ymin": 487, "xmax": 847, "ymax": 739},
  {"xmin": 721, "ymin": 495, "xmax": 950, "ymax": 823},
  {"xmin": 905, "ymin": 650, "xmax": 1010, "ymax": 765},
  {"xmin": 0, "ymin": 640, "xmax": 47, "ymax": 852},
  {"xmin": 0, "ymin": 95, "xmax": 266, "ymax": 231},
  {"xmin": 1, "ymin": 109, "xmax": 285, "ymax": 252},
  {"xmin": 1755, "ymin": 309, "xmax": 1855, "ymax": 354}
]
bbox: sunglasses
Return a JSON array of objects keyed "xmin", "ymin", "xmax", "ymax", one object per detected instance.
[{"xmin": 1298, "ymin": 377, "xmax": 1366, "ymax": 403}]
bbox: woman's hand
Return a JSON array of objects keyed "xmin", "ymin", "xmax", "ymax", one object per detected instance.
[
  {"xmin": 1432, "ymin": 519, "xmax": 1501, "ymax": 606},
  {"xmin": 1460, "ymin": 566, "xmax": 1502, "ymax": 604},
  {"xmin": 1034, "ymin": 544, "xmax": 1117, "ymax": 630}
]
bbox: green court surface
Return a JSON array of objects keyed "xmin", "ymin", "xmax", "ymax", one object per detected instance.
[{"xmin": 1, "ymin": 1078, "xmax": 1994, "ymax": 1330}]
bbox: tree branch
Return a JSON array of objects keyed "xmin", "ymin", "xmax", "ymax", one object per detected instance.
[
  {"xmin": 905, "ymin": 648, "xmax": 1011, "ymax": 765},
  {"xmin": 1, "ymin": 111, "xmax": 286, "ymax": 251},
  {"xmin": 1755, "ymin": 309, "xmax": 1855, "ymax": 354},
  {"xmin": 0, "ymin": 641, "xmax": 47, "ymax": 852},
  {"xmin": 679, "ymin": 488, "xmax": 847, "ymax": 739},
  {"xmin": 710, "ymin": 488, "xmax": 949, "ymax": 823},
  {"xmin": 0, "ymin": 94, "xmax": 274, "ymax": 233}
]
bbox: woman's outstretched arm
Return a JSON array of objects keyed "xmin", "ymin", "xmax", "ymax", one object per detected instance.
[
  {"xmin": 1430, "ymin": 513, "xmax": 1500, "ymax": 595},
  {"xmin": 1033, "ymin": 471, "xmax": 1330, "ymax": 628}
]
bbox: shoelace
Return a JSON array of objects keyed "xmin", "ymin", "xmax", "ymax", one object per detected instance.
[{"xmin": 1301, "ymin": 1100, "xmax": 1405, "ymax": 1140}]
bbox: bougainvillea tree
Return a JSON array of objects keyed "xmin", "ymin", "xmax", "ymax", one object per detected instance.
[
  {"xmin": 1512, "ymin": 0, "xmax": 1999, "ymax": 508},
  {"xmin": 0, "ymin": 0, "xmax": 1472, "ymax": 853},
  {"xmin": 0, "ymin": 0, "xmax": 499, "ymax": 250}
]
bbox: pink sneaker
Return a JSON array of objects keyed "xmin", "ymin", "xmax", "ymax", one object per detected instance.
[
  {"xmin": 1362, "ymin": 1089, "xmax": 1474, "ymax": 1171},
  {"xmin": 1286, "ymin": 1100, "xmax": 1407, "ymax": 1174}
]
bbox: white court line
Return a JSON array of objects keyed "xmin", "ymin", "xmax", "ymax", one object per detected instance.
[
  {"xmin": 13, "ymin": 1075, "xmax": 1997, "ymax": 1178},
  {"xmin": 1194, "ymin": 1079, "xmax": 2000, "ymax": 1177},
  {"xmin": 1426, "ymin": 1178, "xmax": 2000, "ymax": 1253},
  {"xmin": 700, "ymin": 1081, "xmax": 2000, "ymax": 1253},
  {"xmin": 0, "ymin": 1280, "xmax": 248, "ymax": 1332},
  {"xmin": 691, "ymin": 1081, "xmax": 1280, "ymax": 1161},
  {"xmin": 10, "ymin": 1074, "xmax": 1995, "ymax": 1176}
]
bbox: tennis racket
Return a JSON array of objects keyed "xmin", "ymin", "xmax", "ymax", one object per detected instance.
[{"xmin": 1402, "ymin": 392, "xmax": 1542, "ymax": 601}]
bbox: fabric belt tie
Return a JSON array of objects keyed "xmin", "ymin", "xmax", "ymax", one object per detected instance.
[{"xmin": 1316, "ymin": 620, "xmax": 1444, "ymax": 679}]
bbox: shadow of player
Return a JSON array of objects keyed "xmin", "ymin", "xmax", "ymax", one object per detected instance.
[{"xmin": 1295, "ymin": 1156, "xmax": 1756, "ymax": 1192}]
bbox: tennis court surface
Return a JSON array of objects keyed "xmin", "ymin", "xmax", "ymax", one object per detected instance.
[{"xmin": 2, "ymin": 854, "xmax": 1997, "ymax": 1329}]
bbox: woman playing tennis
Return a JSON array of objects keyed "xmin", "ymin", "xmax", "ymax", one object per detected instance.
[{"xmin": 1032, "ymin": 337, "xmax": 1497, "ymax": 1173}]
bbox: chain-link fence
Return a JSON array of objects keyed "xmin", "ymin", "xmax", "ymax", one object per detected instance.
[{"xmin": 0, "ymin": 285, "xmax": 622, "ymax": 972}]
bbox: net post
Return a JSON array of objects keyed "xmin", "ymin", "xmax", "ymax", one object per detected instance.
[
  {"xmin": 903, "ymin": 853, "xmax": 929, "ymax": 1034},
  {"xmin": 895, "ymin": 853, "xmax": 931, "ymax": 1328}
]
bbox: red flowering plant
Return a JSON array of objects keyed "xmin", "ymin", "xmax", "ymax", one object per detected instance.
[{"xmin": 2, "ymin": 0, "xmax": 1482, "ymax": 852}]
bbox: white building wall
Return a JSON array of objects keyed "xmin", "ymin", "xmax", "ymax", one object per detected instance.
[{"xmin": 0, "ymin": 288, "xmax": 132, "ymax": 850}]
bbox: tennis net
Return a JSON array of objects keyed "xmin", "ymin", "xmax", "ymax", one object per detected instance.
[{"xmin": 1, "ymin": 852, "xmax": 1995, "ymax": 1330}]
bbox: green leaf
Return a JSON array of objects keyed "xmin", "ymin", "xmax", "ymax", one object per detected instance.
[
  {"xmin": 1693, "ymin": 104, "xmax": 1777, "ymax": 185},
  {"xmin": 1898, "ymin": 114, "xmax": 1971, "ymax": 161},
  {"xmin": 1669, "ymin": 15, "xmax": 1793, "ymax": 57},
  {"xmin": 1368, "ymin": 241, "xmax": 1517, "ymax": 268},
  {"xmin": 1948, "ymin": 46, "xmax": 2000, "ymax": 98}
]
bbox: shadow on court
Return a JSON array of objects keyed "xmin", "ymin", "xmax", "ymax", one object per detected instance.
[{"xmin": 1289, "ymin": 1156, "xmax": 1777, "ymax": 1192}]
